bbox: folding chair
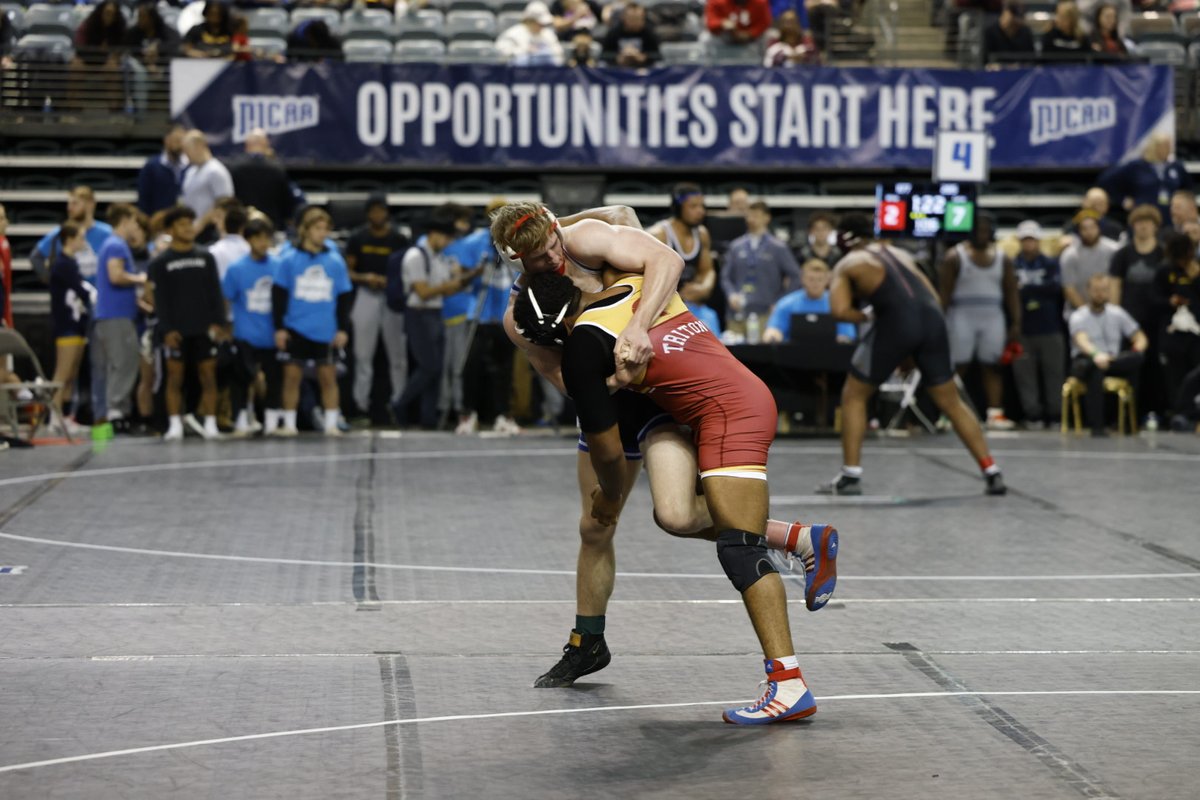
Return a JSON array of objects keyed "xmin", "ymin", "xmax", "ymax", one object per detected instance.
[
  {"xmin": 878, "ymin": 368, "xmax": 937, "ymax": 434},
  {"xmin": 0, "ymin": 328, "xmax": 70, "ymax": 443}
]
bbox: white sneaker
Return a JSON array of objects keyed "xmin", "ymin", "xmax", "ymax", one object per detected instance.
[
  {"xmin": 272, "ymin": 426, "xmax": 299, "ymax": 438},
  {"xmin": 163, "ymin": 427, "xmax": 184, "ymax": 442},
  {"xmin": 455, "ymin": 412, "xmax": 478, "ymax": 435},
  {"xmin": 324, "ymin": 427, "xmax": 344, "ymax": 437},
  {"xmin": 986, "ymin": 410, "xmax": 1016, "ymax": 431},
  {"xmin": 183, "ymin": 414, "xmax": 205, "ymax": 438},
  {"xmin": 492, "ymin": 415, "xmax": 521, "ymax": 436}
]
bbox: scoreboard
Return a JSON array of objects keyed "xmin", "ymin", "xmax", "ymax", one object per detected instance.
[{"xmin": 875, "ymin": 181, "xmax": 977, "ymax": 240}]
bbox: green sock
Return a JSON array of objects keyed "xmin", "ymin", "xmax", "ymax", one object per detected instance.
[{"xmin": 575, "ymin": 615, "xmax": 605, "ymax": 636}]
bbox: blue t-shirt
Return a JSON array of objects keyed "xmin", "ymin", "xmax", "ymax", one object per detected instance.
[
  {"xmin": 35, "ymin": 221, "xmax": 114, "ymax": 279},
  {"xmin": 441, "ymin": 229, "xmax": 497, "ymax": 322},
  {"xmin": 767, "ymin": 290, "xmax": 857, "ymax": 341},
  {"xmin": 274, "ymin": 244, "xmax": 352, "ymax": 344},
  {"xmin": 222, "ymin": 253, "xmax": 278, "ymax": 349},
  {"xmin": 686, "ymin": 302, "xmax": 722, "ymax": 337},
  {"xmin": 92, "ymin": 234, "xmax": 139, "ymax": 321}
]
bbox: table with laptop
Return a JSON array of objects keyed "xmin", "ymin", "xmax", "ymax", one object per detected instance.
[{"xmin": 728, "ymin": 313, "xmax": 855, "ymax": 431}]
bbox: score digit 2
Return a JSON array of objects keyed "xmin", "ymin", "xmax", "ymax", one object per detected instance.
[{"xmin": 879, "ymin": 200, "xmax": 907, "ymax": 232}]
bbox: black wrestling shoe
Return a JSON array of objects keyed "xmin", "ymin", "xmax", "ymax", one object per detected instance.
[
  {"xmin": 985, "ymin": 472, "xmax": 1007, "ymax": 496},
  {"xmin": 533, "ymin": 630, "xmax": 611, "ymax": 688},
  {"xmin": 815, "ymin": 473, "xmax": 862, "ymax": 495}
]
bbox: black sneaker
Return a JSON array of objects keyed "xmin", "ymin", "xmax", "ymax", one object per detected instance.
[
  {"xmin": 815, "ymin": 473, "xmax": 862, "ymax": 495},
  {"xmin": 533, "ymin": 630, "xmax": 611, "ymax": 688},
  {"xmin": 985, "ymin": 472, "xmax": 1007, "ymax": 496}
]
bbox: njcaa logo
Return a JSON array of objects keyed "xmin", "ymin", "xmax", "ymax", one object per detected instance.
[
  {"xmin": 232, "ymin": 95, "xmax": 319, "ymax": 144},
  {"xmin": 1029, "ymin": 97, "xmax": 1116, "ymax": 146}
]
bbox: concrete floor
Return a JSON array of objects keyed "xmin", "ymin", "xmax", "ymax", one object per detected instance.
[{"xmin": 0, "ymin": 430, "xmax": 1197, "ymax": 799}]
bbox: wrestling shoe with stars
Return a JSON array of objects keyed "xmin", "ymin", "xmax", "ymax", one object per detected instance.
[
  {"xmin": 533, "ymin": 630, "xmax": 611, "ymax": 688},
  {"xmin": 723, "ymin": 659, "xmax": 817, "ymax": 725}
]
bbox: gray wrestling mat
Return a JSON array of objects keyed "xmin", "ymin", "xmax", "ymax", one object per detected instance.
[{"xmin": 1, "ymin": 431, "xmax": 1198, "ymax": 799}]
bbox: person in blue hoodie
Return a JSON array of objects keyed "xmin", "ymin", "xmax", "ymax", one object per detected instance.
[
  {"xmin": 272, "ymin": 207, "xmax": 353, "ymax": 437},
  {"xmin": 222, "ymin": 217, "xmax": 282, "ymax": 436}
]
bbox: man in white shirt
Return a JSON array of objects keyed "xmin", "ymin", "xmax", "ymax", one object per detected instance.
[
  {"xmin": 1068, "ymin": 273, "xmax": 1148, "ymax": 436},
  {"xmin": 496, "ymin": 1, "xmax": 564, "ymax": 65},
  {"xmin": 181, "ymin": 130, "xmax": 235, "ymax": 222},
  {"xmin": 207, "ymin": 202, "xmax": 251, "ymax": 283}
]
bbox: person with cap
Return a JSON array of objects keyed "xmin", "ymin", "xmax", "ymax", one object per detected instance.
[
  {"xmin": 496, "ymin": 1, "xmax": 564, "ymax": 65},
  {"xmin": 939, "ymin": 213, "xmax": 1022, "ymax": 431},
  {"xmin": 819, "ymin": 213, "xmax": 1007, "ymax": 496},
  {"xmin": 345, "ymin": 192, "xmax": 411, "ymax": 423},
  {"xmin": 1011, "ymin": 220, "xmax": 1066, "ymax": 428},
  {"xmin": 983, "ymin": 2, "xmax": 1036, "ymax": 65},
  {"xmin": 1060, "ymin": 209, "xmax": 1121, "ymax": 314},
  {"xmin": 389, "ymin": 206, "xmax": 471, "ymax": 429}
]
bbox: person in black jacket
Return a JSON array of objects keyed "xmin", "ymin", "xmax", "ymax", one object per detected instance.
[
  {"xmin": 229, "ymin": 130, "xmax": 295, "ymax": 230},
  {"xmin": 1040, "ymin": 0, "xmax": 1087, "ymax": 62},
  {"xmin": 601, "ymin": 3, "xmax": 660, "ymax": 67},
  {"xmin": 49, "ymin": 224, "xmax": 93, "ymax": 420},
  {"xmin": 983, "ymin": 1, "xmax": 1035, "ymax": 65},
  {"xmin": 136, "ymin": 124, "xmax": 188, "ymax": 216}
]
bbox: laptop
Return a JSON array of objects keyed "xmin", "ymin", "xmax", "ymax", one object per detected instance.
[{"xmin": 789, "ymin": 313, "xmax": 839, "ymax": 345}]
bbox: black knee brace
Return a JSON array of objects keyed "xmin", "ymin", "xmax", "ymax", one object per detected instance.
[{"xmin": 716, "ymin": 530, "xmax": 776, "ymax": 593}]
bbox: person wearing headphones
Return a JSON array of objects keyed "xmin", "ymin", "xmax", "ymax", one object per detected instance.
[
  {"xmin": 820, "ymin": 214, "xmax": 1007, "ymax": 496},
  {"xmin": 648, "ymin": 183, "xmax": 715, "ymax": 303},
  {"xmin": 939, "ymin": 213, "xmax": 1023, "ymax": 431}
]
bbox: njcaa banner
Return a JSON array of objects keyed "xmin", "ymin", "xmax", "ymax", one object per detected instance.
[{"xmin": 170, "ymin": 60, "xmax": 1173, "ymax": 169}]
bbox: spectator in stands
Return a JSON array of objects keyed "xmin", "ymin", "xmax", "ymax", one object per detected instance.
[
  {"xmin": 1168, "ymin": 189, "xmax": 1198, "ymax": 233},
  {"xmin": 763, "ymin": 10, "xmax": 819, "ymax": 66},
  {"xmin": 721, "ymin": 201, "xmax": 802, "ymax": 325},
  {"xmin": 92, "ymin": 204, "xmax": 149, "ymax": 431},
  {"xmin": 706, "ymin": 0, "xmax": 771, "ymax": 44},
  {"xmin": 1041, "ymin": 0, "xmax": 1088, "ymax": 60},
  {"xmin": 983, "ymin": 1, "xmax": 1036, "ymax": 65},
  {"xmin": 31, "ymin": 187, "xmax": 114, "ymax": 283},
  {"xmin": 148, "ymin": 206, "xmax": 226, "ymax": 441},
  {"xmin": 794, "ymin": 211, "xmax": 842, "ymax": 267},
  {"xmin": 941, "ymin": 214, "xmax": 1022, "ymax": 430},
  {"xmin": 1064, "ymin": 187, "xmax": 1124, "ymax": 243},
  {"xmin": 1061, "ymin": 209, "xmax": 1121, "ymax": 313},
  {"xmin": 345, "ymin": 193, "xmax": 410, "ymax": 422},
  {"xmin": 209, "ymin": 200, "xmax": 251, "ymax": 281},
  {"xmin": 0, "ymin": 11, "xmax": 15, "ymax": 70},
  {"xmin": 49, "ymin": 224, "xmax": 92, "ymax": 426},
  {"xmin": 649, "ymin": 183, "xmax": 715, "ymax": 303},
  {"xmin": 1011, "ymin": 221, "xmax": 1065, "ymax": 428},
  {"xmin": 287, "ymin": 19, "xmax": 342, "ymax": 61},
  {"xmin": 769, "ymin": 0, "xmax": 810, "ymax": 35},
  {"xmin": 273, "ymin": 207, "xmax": 353, "ymax": 437},
  {"xmin": 763, "ymin": 259, "xmax": 856, "ymax": 343},
  {"xmin": 1155, "ymin": 232, "xmax": 1200, "ymax": 429},
  {"xmin": 1089, "ymin": 3, "xmax": 1129, "ymax": 58},
  {"xmin": 181, "ymin": 130, "xmax": 235, "ymax": 222},
  {"xmin": 1110, "ymin": 204, "xmax": 1167, "ymax": 417},
  {"xmin": 126, "ymin": 2, "xmax": 181, "ymax": 113},
  {"xmin": 601, "ymin": 2, "xmax": 660, "ymax": 66},
  {"xmin": 391, "ymin": 209, "xmax": 469, "ymax": 429},
  {"xmin": 70, "ymin": 0, "xmax": 127, "ymax": 110},
  {"xmin": 137, "ymin": 124, "xmax": 189, "ymax": 216},
  {"xmin": 1099, "ymin": 132, "xmax": 1193, "ymax": 222},
  {"xmin": 496, "ymin": 2, "xmax": 565, "ymax": 65},
  {"xmin": 222, "ymin": 218, "xmax": 281, "ymax": 437},
  {"xmin": 229, "ymin": 130, "xmax": 294, "ymax": 230},
  {"xmin": 1069, "ymin": 273, "xmax": 1147, "ymax": 435},
  {"xmin": 726, "ymin": 187, "xmax": 751, "ymax": 216},
  {"xmin": 566, "ymin": 31, "xmax": 598, "ymax": 65},
  {"xmin": 183, "ymin": 1, "xmax": 236, "ymax": 59},
  {"xmin": 552, "ymin": 0, "xmax": 599, "ymax": 40}
]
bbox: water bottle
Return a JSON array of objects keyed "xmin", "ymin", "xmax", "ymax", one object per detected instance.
[
  {"xmin": 1145, "ymin": 412, "xmax": 1158, "ymax": 432},
  {"xmin": 746, "ymin": 312, "xmax": 761, "ymax": 344}
]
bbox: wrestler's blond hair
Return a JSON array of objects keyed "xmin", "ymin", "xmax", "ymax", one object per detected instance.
[{"xmin": 490, "ymin": 202, "xmax": 555, "ymax": 259}]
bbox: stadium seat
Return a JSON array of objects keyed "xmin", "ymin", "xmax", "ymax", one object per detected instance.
[
  {"xmin": 2, "ymin": 6, "xmax": 25, "ymax": 34},
  {"xmin": 66, "ymin": 169, "xmax": 117, "ymax": 188},
  {"xmin": 445, "ymin": 10, "xmax": 497, "ymax": 40},
  {"xmin": 245, "ymin": 8, "xmax": 289, "ymax": 38},
  {"xmin": 11, "ymin": 174, "xmax": 63, "ymax": 190},
  {"xmin": 394, "ymin": 39, "xmax": 447, "ymax": 61},
  {"xmin": 1183, "ymin": 14, "xmax": 1200, "ymax": 40},
  {"xmin": 341, "ymin": 8, "xmax": 395, "ymax": 41},
  {"xmin": 446, "ymin": 0, "xmax": 493, "ymax": 11},
  {"xmin": 12, "ymin": 139, "xmax": 62, "ymax": 156},
  {"xmin": 496, "ymin": 0, "xmax": 527, "ymax": 13},
  {"xmin": 248, "ymin": 35, "xmax": 288, "ymax": 59},
  {"xmin": 344, "ymin": 38, "xmax": 394, "ymax": 61},
  {"xmin": 1129, "ymin": 12, "xmax": 1180, "ymax": 40},
  {"xmin": 397, "ymin": 9, "xmax": 444, "ymax": 39},
  {"xmin": 661, "ymin": 41, "xmax": 704, "ymax": 64},
  {"xmin": 22, "ymin": 5, "xmax": 74, "ymax": 36},
  {"xmin": 446, "ymin": 40, "xmax": 504, "ymax": 63},
  {"xmin": 1138, "ymin": 40, "xmax": 1186, "ymax": 64},
  {"xmin": 706, "ymin": 41, "xmax": 760, "ymax": 64},
  {"xmin": 290, "ymin": 6, "xmax": 341, "ymax": 34},
  {"xmin": 342, "ymin": 178, "xmax": 385, "ymax": 191},
  {"xmin": 496, "ymin": 11, "xmax": 523, "ymax": 31},
  {"xmin": 13, "ymin": 32, "xmax": 73, "ymax": 61}
]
